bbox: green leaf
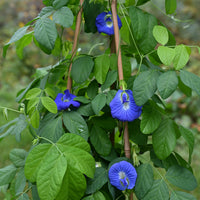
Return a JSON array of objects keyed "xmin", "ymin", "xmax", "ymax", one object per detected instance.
[
  {"xmin": 25, "ymin": 144, "xmax": 52, "ymax": 182},
  {"xmin": 53, "ymin": 0, "xmax": 69, "ymax": 9},
  {"xmin": 83, "ymin": 0, "xmax": 105, "ymax": 33},
  {"xmin": 41, "ymin": 96, "xmax": 58, "ymax": 113},
  {"xmin": 13, "ymin": 115, "xmax": 28, "ymax": 142},
  {"xmin": 173, "ymin": 45, "xmax": 190, "ymax": 70},
  {"xmin": 87, "ymin": 80, "xmax": 99, "ymax": 99},
  {"xmin": 135, "ymin": 164, "xmax": 154, "ymax": 199},
  {"xmin": 157, "ymin": 46, "xmax": 175, "ymax": 66},
  {"xmin": 71, "ymin": 56, "xmax": 94, "ymax": 83},
  {"xmin": 16, "ymin": 32, "xmax": 33, "ymax": 59},
  {"xmin": 166, "ymin": 165, "xmax": 197, "ymax": 191},
  {"xmin": 125, "ymin": 0, "xmax": 135, "ymax": 6},
  {"xmin": 94, "ymin": 54, "xmax": 110, "ymax": 84},
  {"xmin": 153, "ymin": 25, "xmax": 169, "ymax": 45},
  {"xmin": 91, "ymin": 93, "xmax": 107, "ymax": 115},
  {"xmin": 140, "ymin": 101, "xmax": 163, "ymax": 134},
  {"xmin": 0, "ymin": 165, "xmax": 17, "ymax": 186},
  {"xmin": 15, "ymin": 168, "xmax": 26, "ymax": 196},
  {"xmin": 25, "ymin": 88, "xmax": 42, "ymax": 99},
  {"xmin": 39, "ymin": 6, "xmax": 54, "ymax": 17},
  {"xmin": 38, "ymin": 114, "xmax": 64, "ymax": 142},
  {"xmin": 90, "ymin": 125, "xmax": 112, "ymax": 156},
  {"xmin": 43, "ymin": 0, "xmax": 54, "ymax": 6},
  {"xmin": 83, "ymin": 191, "xmax": 106, "ymax": 200},
  {"xmin": 3, "ymin": 26, "xmax": 30, "ymax": 57},
  {"xmin": 58, "ymin": 147, "xmax": 95, "ymax": 179},
  {"xmin": 53, "ymin": 7, "xmax": 73, "ymax": 28},
  {"xmin": 165, "ymin": 0, "xmax": 177, "ymax": 14},
  {"xmin": 16, "ymin": 79, "xmax": 39, "ymax": 102},
  {"xmin": 57, "ymin": 133, "xmax": 90, "ymax": 152},
  {"xmin": 45, "ymin": 87, "xmax": 57, "ymax": 98},
  {"xmin": 120, "ymin": 17, "xmax": 130, "ymax": 44},
  {"xmin": 34, "ymin": 17, "xmax": 57, "ymax": 51},
  {"xmin": 136, "ymin": 0, "xmax": 150, "ymax": 6},
  {"xmin": 27, "ymin": 97, "xmax": 40, "ymax": 113},
  {"xmin": 9, "ymin": 26, "xmax": 30, "ymax": 44},
  {"xmin": 129, "ymin": 119, "xmax": 148, "ymax": 145},
  {"xmin": 57, "ymin": 134, "xmax": 95, "ymax": 178},
  {"xmin": 37, "ymin": 147, "xmax": 67, "ymax": 200},
  {"xmin": 86, "ymin": 167, "xmax": 108, "ymax": 194},
  {"xmin": 91, "ymin": 115, "xmax": 116, "ymax": 132},
  {"xmin": 143, "ymin": 179, "xmax": 169, "ymax": 200},
  {"xmin": 170, "ymin": 191, "xmax": 197, "ymax": 200},
  {"xmin": 63, "ymin": 111, "xmax": 89, "ymax": 140},
  {"xmin": 178, "ymin": 126, "xmax": 194, "ymax": 163},
  {"xmin": 3, "ymin": 108, "xmax": 8, "ymax": 120},
  {"xmin": 180, "ymin": 70, "xmax": 200, "ymax": 96},
  {"xmin": 122, "ymin": 55, "xmax": 132, "ymax": 80},
  {"xmin": 178, "ymin": 77, "xmax": 192, "ymax": 97},
  {"xmin": 129, "ymin": 6, "xmax": 157, "ymax": 54},
  {"xmin": 133, "ymin": 70, "xmax": 160, "ymax": 106},
  {"xmin": 152, "ymin": 119, "xmax": 177, "ymax": 160},
  {"xmin": 3, "ymin": 44, "xmax": 10, "ymax": 58},
  {"xmin": 18, "ymin": 193, "xmax": 29, "ymax": 200},
  {"xmin": 9, "ymin": 148, "xmax": 27, "ymax": 167},
  {"xmin": 77, "ymin": 103, "xmax": 95, "ymax": 116},
  {"xmin": 101, "ymin": 70, "xmax": 117, "ymax": 91},
  {"xmin": 73, "ymin": 96, "xmax": 90, "ymax": 104},
  {"xmin": 30, "ymin": 110, "xmax": 40, "ymax": 129},
  {"xmin": 106, "ymin": 90, "xmax": 117, "ymax": 105},
  {"xmin": 56, "ymin": 165, "xmax": 86, "ymax": 200},
  {"xmin": 157, "ymin": 71, "xmax": 178, "ymax": 99}
]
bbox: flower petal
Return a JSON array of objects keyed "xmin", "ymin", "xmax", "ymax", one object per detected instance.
[
  {"xmin": 110, "ymin": 90, "xmax": 142, "ymax": 122},
  {"xmin": 108, "ymin": 161, "xmax": 137, "ymax": 191},
  {"xmin": 54, "ymin": 93, "xmax": 65, "ymax": 111},
  {"xmin": 95, "ymin": 11, "xmax": 122, "ymax": 35}
]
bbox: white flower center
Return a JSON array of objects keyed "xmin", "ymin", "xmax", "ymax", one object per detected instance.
[
  {"xmin": 106, "ymin": 21, "xmax": 113, "ymax": 27},
  {"xmin": 119, "ymin": 171, "xmax": 126, "ymax": 179},
  {"xmin": 123, "ymin": 102, "xmax": 130, "ymax": 110}
]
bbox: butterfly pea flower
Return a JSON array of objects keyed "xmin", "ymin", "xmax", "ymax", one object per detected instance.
[
  {"xmin": 54, "ymin": 89, "xmax": 80, "ymax": 111},
  {"xmin": 110, "ymin": 90, "xmax": 142, "ymax": 122},
  {"xmin": 108, "ymin": 161, "xmax": 137, "ymax": 191},
  {"xmin": 95, "ymin": 11, "xmax": 122, "ymax": 35}
]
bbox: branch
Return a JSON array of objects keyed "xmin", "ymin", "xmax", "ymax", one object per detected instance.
[{"xmin": 67, "ymin": 0, "xmax": 84, "ymax": 92}]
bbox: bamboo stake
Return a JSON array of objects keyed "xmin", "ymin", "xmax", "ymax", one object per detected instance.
[
  {"xmin": 111, "ymin": 1, "xmax": 133, "ymax": 199},
  {"xmin": 67, "ymin": 0, "xmax": 84, "ymax": 92}
]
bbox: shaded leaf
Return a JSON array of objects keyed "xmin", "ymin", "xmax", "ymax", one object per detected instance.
[
  {"xmin": 152, "ymin": 119, "xmax": 176, "ymax": 160},
  {"xmin": 166, "ymin": 165, "xmax": 197, "ymax": 191},
  {"xmin": 157, "ymin": 71, "xmax": 178, "ymax": 99},
  {"xmin": 63, "ymin": 111, "xmax": 89, "ymax": 140},
  {"xmin": 53, "ymin": 7, "xmax": 74, "ymax": 28},
  {"xmin": 133, "ymin": 70, "xmax": 160, "ymax": 106}
]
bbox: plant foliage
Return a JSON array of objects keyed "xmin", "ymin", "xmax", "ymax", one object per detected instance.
[{"xmin": 0, "ymin": 0, "xmax": 199, "ymax": 199}]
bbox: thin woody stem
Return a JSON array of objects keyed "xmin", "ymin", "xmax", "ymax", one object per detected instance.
[
  {"xmin": 67, "ymin": 0, "xmax": 84, "ymax": 92},
  {"xmin": 111, "ymin": 0, "xmax": 123, "ymax": 86}
]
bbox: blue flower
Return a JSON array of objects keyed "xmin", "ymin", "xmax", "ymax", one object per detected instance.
[
  {"xmin": 95, "ymin": 11, "xmax": 122, "ymax": 35},
  {"xmin": 108, "ymin": 161, "xmax": 137, "ymax": 191},
  {"xmin": 110, "ymin": 90, "xmax": 142, "ymax": 122},
  {"xmin": 54, "ymin": 90, "xmax": 80, "ymax": 111}
]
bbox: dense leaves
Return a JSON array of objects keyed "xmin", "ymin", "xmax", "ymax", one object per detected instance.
[{"xmin": 1, "ymin": 0, "xmax": 199, "ymax": 200}]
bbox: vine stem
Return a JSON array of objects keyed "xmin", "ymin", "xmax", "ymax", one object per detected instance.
[
  {"xmin": 67, "ymin": 0, "xmax": 84, "ymax": 92},
  {"xmin": 111, "ymin": 1, "xmax": 132, "ymax": 199}
]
